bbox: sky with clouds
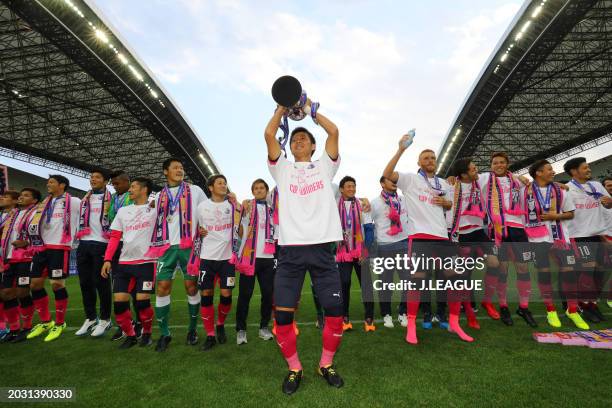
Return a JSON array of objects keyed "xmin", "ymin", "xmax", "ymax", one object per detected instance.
[{"xmin": 6, "ymin": 0, "xmax": 534, "ymax": 197}]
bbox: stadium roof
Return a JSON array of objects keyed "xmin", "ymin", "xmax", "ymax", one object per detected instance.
[
  {"xmin": 437, "ymin": 0, "xmax": 612, "ymax": 177},
  {"xmin": 0, "ymin": 0, "xmax": 221, "ymax": 188}
]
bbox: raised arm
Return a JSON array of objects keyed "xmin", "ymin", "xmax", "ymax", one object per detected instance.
[
  {"xmin": 264, "ymin": 106, "xmax": 287, "ymax": 161},
  {"xmin": 382, "ymin": 134, "xmax": 411, "ymax": 181},
  {"xmin": 312, "ymin": 106, "xmax": 339, "ymax": 160}
]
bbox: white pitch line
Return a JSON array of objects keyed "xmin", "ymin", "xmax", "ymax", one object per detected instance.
[{"xmin": 58, "ymin": 312, "xmax": 612, "ymax": 331}]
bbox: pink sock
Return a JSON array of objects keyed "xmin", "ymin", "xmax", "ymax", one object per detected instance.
[
  {"xmin": 276, "ymin": 323, "xmax": 301, "ymax": 371},
  {"xmin": 483, "ymin": 269, "xmax": 498, "ymax": 303},
  {"xmin": 448, "ymin": 313, "xmax": 474, "ymax": 342},
  {"xmin": 320, "ymin": 316, "xmax": 343, "ymax": 367},
  {"xmin": 116, "ymin": 309, "xmax": 135, "ymax": 337},
  {"xmin": 578, "ymin": 271, "xmax": 596, "ymax": 302},
  {"xmin": 406, "ymin": 289, "xmax": 421, "ymax": 317},
  {"xmin": 33, "ymin": 295, "xmax": 51, "ymax": 322},
  {"xmin": 463, "ymin": 301, "xmax": 476, "ymax": 319},
  {"xmin": 19, "ymin": 304, "xmax": 34, "ymax": 330},
  {"xmin": 516, "ymin": 277, "xmax": 531, "ymax": 309},
  {"xmin": 0, "ymin": 302, "xmax": 5, "ymax": 330},
  {"xmin": 138, "ymin": 307, "xmax": 154, "ymax": 334},
  {"xmin": 216, "ymin": 302, "xmax": 231, "ymax": 326},
  {"xmin": 405, "ymin": 316, "xmax": 418, "ymax": 344},
  {"xmin": 537, "ymin": 281, "xmax": 554, "ymax": 311},
  {"xmin": 54, "ymin": 298, "xmax": 68, "ymax": 325},
  {"xmin": 200, "ymin": 305, "xmax": 215, "ymax": 336},
  {"xmin": 5, "ymin": 304, "xmax": 20, "ymax": 331}
]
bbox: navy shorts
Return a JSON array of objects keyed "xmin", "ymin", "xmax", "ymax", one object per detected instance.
[
  {"xmin": 0, "ymin": 262, "xmax": 31, "ymax": 289},
  {"xmin": 571, "ymin": 236, "xmax": 601, "ymax": 265},
  {"xmin": 274, "ymin": 243, "xmax": 342, "ymax": 310},
  {"xmin": 31, "ymin": 249, "xmax": 70, "ymax": 280},
  {"xmin": 533, "ymin": 243, "xmax": 576, "ymax": 269},
  {"xmin": 198, "ymin": 259, "xmax": 236, "ymax": 290},
  {"xmin": 408, "ymin": 238, "xmax": 456, "ymax": 273},
  {"xmin": 497, "ymin": 227, "xmax": 532, "ymax": 263},
  {"xmin": 113, "ymin": 263, "xmax": 156, "ymax": 294},
  {"xmin": 458, "ymin": 228, "xmax": 494, "ymax": 257}
]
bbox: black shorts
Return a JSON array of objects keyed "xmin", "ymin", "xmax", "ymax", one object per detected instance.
[
  {"xmin": 408, "ymin": 238, "xmax": 456, "ymax": 273},
  {"xmin": 0, "ymin": 262, "xmax": 31, "ymax": 289},
  {"xmin": 497, "ymin": 227, "xmax": 532, "ymax": 263},
  {"xmin": 198, "ymin": 259, "xmax": 236, "ymax": 290},
  {"xmin": 31, "ymin": 249, "xmax": 70, "ymax": 280},
  {"xmin": 113, "ymin": 263, "xmax": 156, "ymax": 294},
  {"xmin": 533, "ymin": 243, "xmax": 577, "ymax": 269},
  {"xmin": 458, "ymin": 228, "xmax": 494, "ymax": 257},
  {"xmin": 571, "ymin": 236, "xmax": 601, "ymax": 265},
  {"xmin": 274, "ymin": 243, "xmax": 342, "ymax": 310}
]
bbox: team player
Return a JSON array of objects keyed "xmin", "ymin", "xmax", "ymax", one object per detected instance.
[
  {"xmin": 447, "ymin": 158, "xmax": 499, "ymax": 330},
  {"xmin": 336, "ymin": 176, "xmax": 374, "ymax": 332},
  {"xmin": 0, "ymin": 190, "xmax": 19, "ymax": 339},
  {"xmin": 265, "ymin": 98, "xmax": 345, "ymax": 394},
  {"xmin": 147, "ymin": 158, "xmax": 208, "ymax": 352},
  {"xmin": 26, "ymin": 175, "xmax": 81, "ymax": 342},
  {"xmin": 370, "ymin": 176, "xmax": 410, "ymax": 328},
  {"xmin": 235, "ymin": 179, "xmax": 276, "ymax": 344},
  {"xmin": 107, "ymin": 170, "xmax": 139, "ymax": 341},
  {"xmin": 191, "ymin": 174, "xmax": 240, "ymax": 351},
  {"xmin": 75, "ymin": 169, "xmax": 113, "ymax": 337},
  {"xmin": 1, "ymin": 189, "xmax": 38, "ymax": 342},
  {"xmin": 563, "ymin": 157, "xmax": 612, "ymax": 322},
  {"xmin": 477, "ymin": 152, "xmax": 536, "ymax": 327},
  {"xmin": 526, "ymin": 160, "xmax": 590, "ymax": 329},
  {"xmin": 383, "ymin": 136, "xmax": 474, "ymax": 344},
  {"xmin": 101, "ymin": 177, "xmax": 156, "ymax": 349}
]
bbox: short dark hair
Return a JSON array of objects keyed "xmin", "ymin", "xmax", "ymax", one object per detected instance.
[
  {"xmin": 90, "ymin": 167, "xmax": 110, "ymax": 181},
  {"xmin": 563, "ymin": 157, "xmax": 587, "ymax": 177},
  {"xmin": 251, "ymin": 178, "xmax": 269, "ymax": 193},
  {"xmin": 2, "ymin": 190, "xmax": 19, "ymax": 201},
  {"xmin": 490, "ymin": 151, "xmax": 509, "ymax": 163},
  {"xmin": 289, "ymin": 127, "xmax": 315, "ymax": 145},
  {"xmin": 602, "ymin": 176, "xmax": 612, "ymax": 185},
  {"xmin": 48, "ymin": 174, "xmax": 70, "ymax": 190},
  {"xmin": 20, "ymin": 188, "xmax": 41, "ymax": 202},
  {"xmin": 451, "ymin": 157, "xmax": 473, "ymax": 178},
  {"xmin": 207, "ymin": 174, "xmax": 227, "ymax": 188},
  {"xmin": 109, "ymin": 170, "xmax": 129, "ymax": 180},
  {"xmin": 163, "ymin": 157, "xmax": 182, "ymax": 171},
  {"xmin": 289, "ymin": 127, "xmax": 316, "ymax": 156},
  {"xmin": 529, "ymin": 159, "xmax": 550, "ymax": 179},
  {"xmin": 132, "ymin": 177, "xmax": 153, "ymax": 196},
  {"xmin": 339, "ymin": 176, "xmax": 356, "ymax": 188},
  {"xmin": 379, "ymin": 176, "xmax": 387, "ymax": 184}
]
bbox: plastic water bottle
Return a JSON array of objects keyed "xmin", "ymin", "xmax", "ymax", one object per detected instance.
[{"xmin": 404, "ymin": 128, "xmax": 416, "ymax": 148}]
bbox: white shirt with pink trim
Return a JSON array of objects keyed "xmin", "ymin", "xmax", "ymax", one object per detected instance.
[
  {"xmin": 110, "ymin": 204, "xmax": 157, "ymax": 263},
  {"xmin": 396, "ymin": 172, "xmax": 451, "ymax": 239},
  {"xmin": 566, "ymin": 180, "xmax": 611, "ymax": 238},
  {"xmin": 41, "ymin": 196, "xmax": 81, "ymax": 248},
  {"xmin": 370, "ymin": 195, "xmax": 409, "ymax": 244},
  {"xmin": 268, "ymin": 154, "xmax": 342, "ymax": 245},
  {"xmin": 196, "ymin": 200, "xmax": 233, "ymax": 261},
  {"xmin": 527, "ymin": 187, "xmax": 575, "ymax": 244}
]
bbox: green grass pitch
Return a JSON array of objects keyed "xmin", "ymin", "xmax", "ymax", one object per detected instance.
[{"xmin": 3, "ymin": 273, "xmax": 610, "ymax": 408}]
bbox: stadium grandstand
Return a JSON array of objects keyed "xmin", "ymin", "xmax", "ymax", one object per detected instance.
[
  {"xmin": 437, "ymin": 0, "xmax": 612, "ymax": 177},
  {"xmin": 0, "ymin": 0, "xmax": 221, "ymax": 190}
]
